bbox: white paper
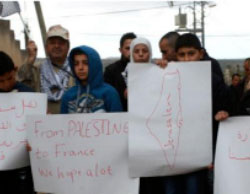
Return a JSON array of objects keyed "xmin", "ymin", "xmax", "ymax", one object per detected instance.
[
  {"xmin": 128, "ymin": 61, "xmax": 212, "ymax": 177},
  {"xmin": 0, "ymin": 93, "xmax": 47, "ymax": 170},
  {"xmin": 27, "ymin": 113, "xmax": 139, "ymax": 194},
  {"xmin": 215, "ymin": 116, "xmax": 250, "ymax": 194}
]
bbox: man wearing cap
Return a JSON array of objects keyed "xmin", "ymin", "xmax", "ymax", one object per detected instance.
[{"xmin": 18, "ymin": 25, "xmax": 74, "ymax": 114}]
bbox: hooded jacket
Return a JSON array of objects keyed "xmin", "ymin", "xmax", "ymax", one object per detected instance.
[{"xmin": 61, "ymin": 45, "xmax": 122, "ymax": 113}]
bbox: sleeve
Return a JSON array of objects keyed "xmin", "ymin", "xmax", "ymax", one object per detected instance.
[
  {"xmin": 105, "ymin": 87, "xmax": 123, "ymax": 112},
  {"xmin": 212, "ymin": 73, "xmax": 231, "ymax": 114},
  {"xmin": 17, "ymin": 62, "xmax": 40, "ymax": 92},
  {"xmin": 103, "ymin": 66, "xmax": 115, "ymax": 86},
  {"xmin": 60, "ymin": 93, "xmax": 69, "ymax": 114}
]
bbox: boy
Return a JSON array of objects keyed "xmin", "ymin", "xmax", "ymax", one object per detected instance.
[
  {"xmin": 0, "ymin": 51, "xmax": 34, "ymax": 193},
  {"xmin": 61, "ymin": 45, "xmax": 122, "ymax": 113},
  {"xmin": 0, "ymin": 51, "xmax": 33, "ymax": 93},
  {"xmin": 160, "ymin": 33, "xmax": 229, "ymax": 194}
]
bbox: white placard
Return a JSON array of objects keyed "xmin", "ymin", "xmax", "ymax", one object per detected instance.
[
  {"xmin": 128, "ymin": 61, "xmax": 212, "ymax": 177},
  {"xmin": 27, "ymin": 113, "xmax": 139, "ymax": 194},
  {"xmin": 0, "ymin": 93, "xmax": 47, "ymax": 169},
  {"xmin": 215, "ymin": 116, "xmax": 250, "ymax": 194}
]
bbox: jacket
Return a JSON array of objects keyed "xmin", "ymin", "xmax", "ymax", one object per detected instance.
[
  {"xmin": 61, "ymin": 45, "xmax": 122, "ymax": 113},
  {"xmin": 104, "ymin": 57, "xmax": 128, "ymax": 111}
]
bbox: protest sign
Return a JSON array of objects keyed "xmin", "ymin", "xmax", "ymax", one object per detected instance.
[
  {"xmin": 215, "ymin": 117, "xmax": 250, "ymax": 194},
  {"xmin": 128, "ymin": 61, "xmax": 212, "ymax": 177},
  {"xmin": 27, "ymin": 113, "xmax": 139, "ymax": 194},
  {"xmin": 0, "ymin": 93, "xmax": 47, "ymax": 169}
]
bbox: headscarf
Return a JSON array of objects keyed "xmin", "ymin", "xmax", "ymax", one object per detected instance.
[{"xmin": 129, "ymin": 37, "xmax": 152, "ymax": 63}]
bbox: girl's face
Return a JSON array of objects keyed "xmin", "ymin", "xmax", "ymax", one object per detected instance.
[{"xmin": 132, "ymin": 44, "xmax": 150, "ymax": 63}]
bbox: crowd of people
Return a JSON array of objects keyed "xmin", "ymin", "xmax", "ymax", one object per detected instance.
[{"xmin": 0, "ymin": 24, "xmax": 250, "ymax": 194}]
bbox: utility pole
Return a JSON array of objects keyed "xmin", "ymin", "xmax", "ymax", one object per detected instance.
[
  {"xmin": 175, "ymin": 1, "xmax": 210, "ymax": 47},
  {"xmin": 193, "ymin": 1, "xmax": 196, "ymax": 34},
  {"xmin": 34, "ymin": 1, "xmax": 47, "ymax": 54},
  {"xmin": 201, "ymin": 1, "xmax": 205, "ymax": 47}
]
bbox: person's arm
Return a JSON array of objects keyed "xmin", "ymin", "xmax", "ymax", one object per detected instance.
[
  {"xmin": 18, "ymin": 40, "xmax": 39, "ymax": 90},
  {"xmin": 60, "ymin": 92, "xmax": 69, "ymax": 114}
]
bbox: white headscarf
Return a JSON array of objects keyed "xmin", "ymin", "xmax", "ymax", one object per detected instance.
[
  {"xmin": 129, "ymin": 37, "xmax": 152, "ymax": 63},
  {"xmin": 122, "ymin": 37, "xmax": 152, "ymax": 85}
]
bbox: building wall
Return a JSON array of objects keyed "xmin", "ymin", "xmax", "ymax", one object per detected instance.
[{"xmin": 0, "ymin": 19, "xmax": 27, "ymax": 68}]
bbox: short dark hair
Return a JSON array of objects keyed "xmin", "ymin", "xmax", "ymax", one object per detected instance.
[
  {"xmin": 120, "ymin": 32, "xmax": 136, "ymax": 48},
  {"xmin": 69, "ymin": 48, "xmax": 87, "ymax": 77},
  {"xmin": 232, "ymin": 73, "xmax": 240, "ymax": 79},
  {"xmin": 244, "ymin": 58, "xmax": 250, "ymax": 63},
  {"xmin": 175, "ymin": 33, "xmax": 202, "ymax": 52},
  {"xmin": 70, "ymin": 48, "xmax": 87, "ymax": 67},
  {"xmin": 71, "ymin": 48, "xmax": 85, "ymax": 59},
  {"xmin": 0, "ymin": 51, "xmax": 15, "ymax": 76},
  {"xmin": 159, "ymin": 31, "xmax": 180, "ymax": 49}
]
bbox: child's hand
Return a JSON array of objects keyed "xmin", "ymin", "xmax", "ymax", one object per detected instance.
[
  {"xmin": 26, "ymin": 142, "xmax": 32, "ymax": 152},
  {"xmin": 26, "ymin": 40, "xmax": 37, "ymax": 66},
  {"xmin": 215, "ymin": 111, "xmax": 229, "ymax": 121},
  {"xmin": 207, "ymin": 163, "xmax": 214, "ymax": 170},
  {"xmin": 155, "ymin": 59, "xmax": 168, "ymax": 68}
]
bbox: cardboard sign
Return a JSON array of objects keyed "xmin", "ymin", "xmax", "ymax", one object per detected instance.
[
  {"xmin": 128, "ymin": 61, "xmax": 212, "ymax": 177},
  {"xmin": 27, "ymin": 113, "xmax": 139, "ymax": 194},
  {"xmin": 0, "ymin": 93, "xmax": 47, "ymax": 170}
]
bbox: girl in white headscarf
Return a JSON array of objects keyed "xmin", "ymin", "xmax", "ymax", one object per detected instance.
[
  {"xmin": 122, "ymin": 37, "xmax": 152, "ymax": 84},
  {"xmin": 121, "ymin": 37, "xmax": 153, "ymax": 102},
  {"xmin": 130, "ymin": 37, "xmax": 152, "ymax": 63}
]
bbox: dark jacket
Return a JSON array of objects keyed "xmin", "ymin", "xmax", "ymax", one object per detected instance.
[
  {"xmin": 12, "ymin": 82, "xmax": 34, "ymax": 92},
  {"xmin": 104, "ymin": 57, "xmax": 128, "ymax": 111},
  {"xmin": 202, "ymin": 53, "xmax": 230, "ymax": 155},
  {"xmin": 0, "ymin": 82, "xmax": 34, "ymax": 93},
  {"xmin": 61, "ymin": 45, "xmax": 122, "ymax": 114},
  {"xmin": 230, "ymin": 78, "xmax": 250, "ymax": 115}
]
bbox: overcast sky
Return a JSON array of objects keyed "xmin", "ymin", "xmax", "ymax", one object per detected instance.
[{"xmin": 6, "ymin": 0, "xmax": 250, "ymax": 60}]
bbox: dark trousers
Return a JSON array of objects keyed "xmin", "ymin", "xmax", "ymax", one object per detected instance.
[{"xmin": 0, "ymin": 166, "xmax": 35, "ymax": 194}]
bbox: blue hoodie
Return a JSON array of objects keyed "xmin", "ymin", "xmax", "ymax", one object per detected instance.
[{"xmin": 61, "ymin": 45, "xmax": 122, "ymax": 113}]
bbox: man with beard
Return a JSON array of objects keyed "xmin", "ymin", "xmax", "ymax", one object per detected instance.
[{"xmin": 18, "ymin": 25, "xmax": 74, "ymax": 114}]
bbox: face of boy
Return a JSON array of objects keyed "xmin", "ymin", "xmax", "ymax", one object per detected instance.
[
  {"xmin": 0, "ymin": 70, "xmax": 16, "ymax": 92},
  {"xmin": 73, "ymin": 54, "xmax": 89, "ymax": 85},
  {"xmin": 133, "ymin": 44, "xmax": 150, "ymax": 63},
  {"xmin": 176, "ymin": 47, "xmax": 204, "ymax": 62}
]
